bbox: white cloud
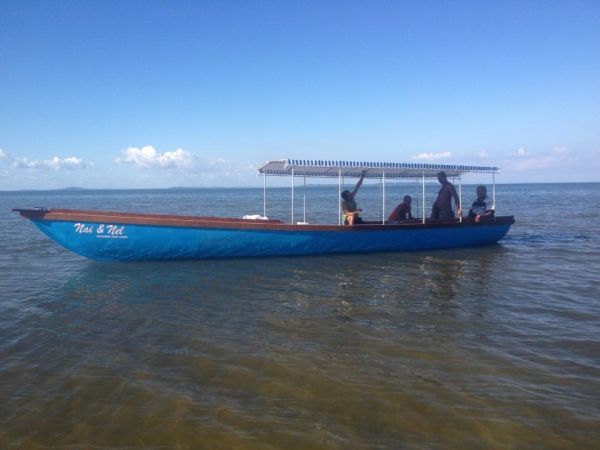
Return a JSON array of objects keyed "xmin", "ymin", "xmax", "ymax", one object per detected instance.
[
  {"xmin": 11, "ymin": 155, "xmax": 91, "ymax": 170},
  {"xmin": 116, "ymin": 146, "xmax": 193, "ymax": 169},
  {"xmin": 47, "ymin": 156, "xmax": 88, "ymax": 170},
  {"xmin": 478, "ymin": 150, "xmax": 490, "ymax": 158},
  {"xmin": 506, "ymin": 147, "xmax": 572, "ymax": 171},
  {"xmin": 1, "ymin": 148, "xmax": 90, "ymax": 171},
  {"xmin": 0, "ymin": 155, "xmax": 9, "ymax": 178},
  {"xmin": 412, "ymin": 151, "xmax": 451, "ymax": 160},
  {"xmin": 113, "ymin": 146, "xmax": 252, "ymax": 181}
]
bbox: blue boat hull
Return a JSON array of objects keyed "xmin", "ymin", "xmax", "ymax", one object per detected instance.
[{"xmin": 25, "ymin": 214, "xmax": 513, "ymax": 261}]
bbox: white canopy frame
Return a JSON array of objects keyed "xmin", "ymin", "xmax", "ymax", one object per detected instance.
[{"xmin": 258, "ymin": 159, "xmax": 500, "ymax": 225}]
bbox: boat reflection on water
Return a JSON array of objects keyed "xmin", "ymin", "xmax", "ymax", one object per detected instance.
[{"xmin": 421, "ymin": 255, "xmax": 467, "ymax": 303}]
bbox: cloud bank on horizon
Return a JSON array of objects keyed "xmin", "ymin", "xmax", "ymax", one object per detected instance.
[
  {"xmin": 115, "ymin": 146, "xmax": 194, "ymax": 170},
  {"xmin": 412, "ymin": 152, "xmax": 452, "ymax": 160},
  {"xmin": 114, "ymin": 146, "xmax": 250, "ymax": 177},
  {"xmin": 1, "ymin": 144, "xmax": 599, "ymax": 189},
  {"xmin": 0, "ymin": 149, "xmax": 92, "ymax": 171}
]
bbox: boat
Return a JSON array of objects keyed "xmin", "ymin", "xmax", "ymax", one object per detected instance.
[{"xmin": 14, "ymin": 159, "xmax": 514, "ymax": 261}]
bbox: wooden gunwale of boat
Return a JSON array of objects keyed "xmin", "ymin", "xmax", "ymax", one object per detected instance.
[{"xmin": 14, "ymin": 208, "xmax": 514, "ymax": 232}]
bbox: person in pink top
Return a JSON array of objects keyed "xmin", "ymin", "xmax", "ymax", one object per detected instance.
[{"xmin": 387, "ymin": 195, "xmax": 413, "ymax": 223}]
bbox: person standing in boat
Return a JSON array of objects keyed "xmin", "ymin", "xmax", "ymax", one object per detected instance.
[
  {"xmin": 387, "ymin": 195, "xmax": 413, "ymax": 223},
  {"xmin": 431, "ymin": 171, "xmax": 460, "ymax": 220},
  {"xmin": 341, "ymin": 170, "xmax": 367, "ymax": 225}
]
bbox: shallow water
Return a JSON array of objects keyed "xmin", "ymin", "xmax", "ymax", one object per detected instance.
[{"xmin": 1, "ymin": 183, "xmax": 599, "ymax": 449}]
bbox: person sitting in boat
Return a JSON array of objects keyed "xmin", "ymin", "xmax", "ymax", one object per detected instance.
[
  {"xmin": 431, "ymin": 171, "xmax": 460, "ymax": 220},
  {"xmin": 468, "ymin": 185, "xmax": 494, "ymax": 223},
  {"xmin": 341, "ymin": 170, "xmax": 367, "ymax": 225},
  {"xmin": 387, "ymin": 195, "xmax": 413, "ymax": 223}
]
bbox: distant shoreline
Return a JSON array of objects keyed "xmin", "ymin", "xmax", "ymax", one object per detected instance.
[{"xmin": 1, "ymin": 181, "xmax": 599, "ymax": 194}]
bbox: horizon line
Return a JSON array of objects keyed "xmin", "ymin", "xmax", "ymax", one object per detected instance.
[{"xmin": 1, "ymin": 180, "xmax": 600, "ymax": 193}]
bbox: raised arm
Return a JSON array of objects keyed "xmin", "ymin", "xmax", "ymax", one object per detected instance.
[{"xmin": 351, "ymin": 170, "xmax": 367, "ymax": 196}]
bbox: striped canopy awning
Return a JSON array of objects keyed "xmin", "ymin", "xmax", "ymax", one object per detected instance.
[{"xmin": 258, "ymin": 159, "xmax": 499, "ymax": 179}]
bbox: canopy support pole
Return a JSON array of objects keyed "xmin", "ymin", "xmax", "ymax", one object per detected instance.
[
  {"xmin": 422, "ymin": 171, "xmax": 426, "ymax": 224},
  {"xmin": 338, "ymin": 169, "xmax": 342, "ymax": 226},
  {"xmin": 263, "ymin": 173, "xmax": 266, "ymax": 218},
  {"xmin": 291, "ymin": 166, "xmax": 295, "ymax": 224},
  {"xmin": 458, "ymin": 176, "xmax": 462, "ymax": 223},
  {"xmin": 382, "ymin": 171, "xmax": 386, "ymax": 223},
  {"xmin": 492, "ymin": 172, "xmax": 496, "ymax": 212},
  {"xmin": 303, "ymin": 176, "xmax": 306, "ymax": 223}
]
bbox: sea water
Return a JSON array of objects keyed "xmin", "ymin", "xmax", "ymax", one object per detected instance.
[{"xmin": 0, "ymin": 183, "xmax": 599, "ymax": 448}]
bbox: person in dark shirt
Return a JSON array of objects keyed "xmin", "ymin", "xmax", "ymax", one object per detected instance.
[
  {"xmin": 341, "ymin": 170, "xmax": 367, "ymax": 225},
  {"xmin": 469, "ymin": 185, "xmax": 493, "ymax": 223},
  {"xmin": 431, "ymin": 171, "xmax": 460, "ymax": 220},
  {"xmin": 387, "ymin": 195, "xmax": 413, "ymax": 223}
]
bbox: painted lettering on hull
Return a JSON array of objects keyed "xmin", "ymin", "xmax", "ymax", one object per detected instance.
[{"xmin": 73, "ymin": 223, "xmax": 128, "ymax": 239}]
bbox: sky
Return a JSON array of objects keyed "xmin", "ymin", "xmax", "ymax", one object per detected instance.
[{"xmin": 1, "ymin": 0, "xmax": 599, "ymax": 189}]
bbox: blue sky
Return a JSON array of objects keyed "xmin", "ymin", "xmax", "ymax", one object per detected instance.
[{"xmin": 1, "ymin": 0, "xmax": 599, "ymax": 189}]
